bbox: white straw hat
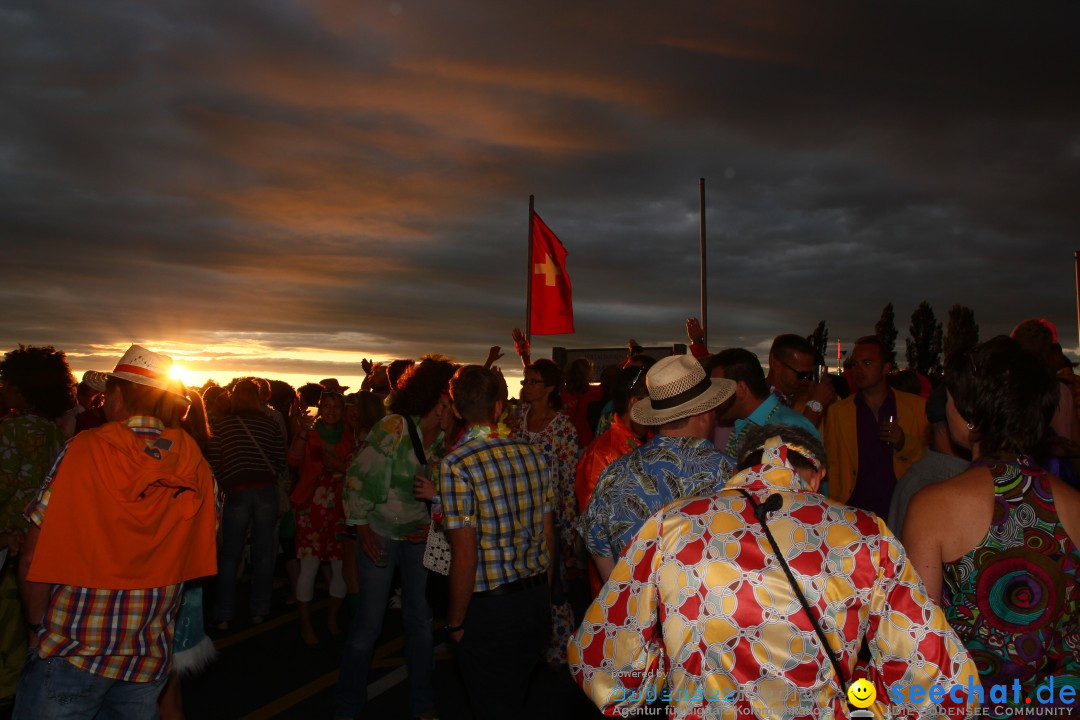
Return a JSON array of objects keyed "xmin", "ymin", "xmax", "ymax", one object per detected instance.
[
  {"xmin": 630, "ymin": 354, "xmax": 735, "ymax": 426},
  {"xmin": 107, "ymin": 344, "xmax": 187, "ymax": 399}
]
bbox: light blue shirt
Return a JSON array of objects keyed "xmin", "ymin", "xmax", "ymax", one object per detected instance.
[{"xmin": 726, "ymin": 393, "xmax": 821, "ymax": 459}]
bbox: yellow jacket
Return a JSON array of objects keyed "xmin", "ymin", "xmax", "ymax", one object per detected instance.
[{"xmin": 824, "ymin": 389, "xmax": 930, "ymax": 505}]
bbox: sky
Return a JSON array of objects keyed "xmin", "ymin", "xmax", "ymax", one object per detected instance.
[{"xmin": 3, "ymin": 0, "xmax": 1079, "ymax": 389}]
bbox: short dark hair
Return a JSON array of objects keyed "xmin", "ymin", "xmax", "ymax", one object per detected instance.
[
  {"xmin": 389, "ymin": 357, "xmax": 457, "ymax": 417},
  {"xmin": 450, "ymin": 365, "xmax": 500, "ymax": 423},
  {"xmin": 564, "ymin": 357, "xmax": 594, "ymax": 395},
  {"xmin": 0, "ymin": 345, "xmax": 76, "ymax": 420},
  {"xmin": 709, "ymin": 348, "xmax": 769, "ymax": 399},
  {"xmin": 611, "ymin": 366, "xmax": 649, "ymax": 415},
  {"xmin": 106, "ymin": 376, "xmax": 187, "ymax": 423},
  {"xmin": 525, "ymin": 359, "xmax": 563, "ymax": 410},
  {"xmin": 737, "ymin": 423, "xmax": 827, "ymax": 473},
  {"xmin": 298, "ymin": 383, "xmax": 323, "ymax": 408},
  {"xmin": 854, "ymin": 335, "xmax": 891, "ymax": 364},
  {"xmin": 769, "ymin": 334, "xmax": 815, "ymax": 362},
  {"xmin": 945, "ymin": 335, "xmax": 1058, "ymax": 458},
  {"xmin": 231, "ymin": 379, "xmax": 262, "ymax": 415},
  {"xmin": 1010, "ymin": 318, "xmax": 1054, "ymax": 359}
]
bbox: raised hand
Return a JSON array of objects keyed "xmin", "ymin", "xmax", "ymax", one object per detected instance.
[{"xmin": 485, "ymin": 346, "xmax": 504, "ymax": 368}]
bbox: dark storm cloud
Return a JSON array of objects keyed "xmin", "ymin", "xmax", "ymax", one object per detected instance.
[{"xmin": 2, "ymin": 0, "xmax": 1078, "ymax": 379}]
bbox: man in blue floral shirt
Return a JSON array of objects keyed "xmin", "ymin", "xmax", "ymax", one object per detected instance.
[{"xmin": 580, "ymin": 354, "xmax": 737, "ymax": 581}]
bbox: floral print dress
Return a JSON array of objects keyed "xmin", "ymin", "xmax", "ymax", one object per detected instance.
[
  {"xmin": 514, "ymin": 407, "xmax": 580, "ymax": 557},
  {"xmin": 514, "ymin": 406, "xmax": 580, "ymax": 664},
  {"xmin": 291, "ymin": 426, "xmax": 354, "ymax": 561}
]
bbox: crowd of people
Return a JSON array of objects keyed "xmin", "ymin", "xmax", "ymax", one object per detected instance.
[{"xmin": 0, "ymin": 316, "xmax": 1076, "ymax": 719}]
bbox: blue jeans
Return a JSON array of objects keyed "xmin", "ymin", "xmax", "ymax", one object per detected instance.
[
  {"xmin": 13, "ymin": 654, "xmax": 166, "ymax": 719},
  {"xmin": 214, "ymin": 485, "xmax": 279, "ymax": 621},
  {"xmin": 335, "ymin": 539, "xmax": 434, "ymax": 718}
]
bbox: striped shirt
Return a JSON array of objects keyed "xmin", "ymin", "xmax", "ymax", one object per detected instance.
[
  {"xmin": 24, "ymin": 416, "xmax": 185, "ymax": 682},
  {"xmin": 207, "ymin": 412, "xmax": 286, "ymax": 489},
  {"xmin": 440, "ymin": 433, "xmax": 554, "ymax": 592}
]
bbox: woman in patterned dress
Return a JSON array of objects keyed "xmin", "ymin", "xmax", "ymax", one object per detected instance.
[
  {"xmin": 289, "ymin": 390, "xmax": 354, "ymax": 645},
  {"xmin": 514, "ymin": 358, "xmax": 580, "ymax": 664},
  {"xmin": 905, "ymin": 336, "xmax": 1080, "ymax": 710}
]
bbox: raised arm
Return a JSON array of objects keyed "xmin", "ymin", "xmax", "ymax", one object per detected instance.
[{"xmin": 511, "ymin": 328, "xmax": 531, "ymax": 367}]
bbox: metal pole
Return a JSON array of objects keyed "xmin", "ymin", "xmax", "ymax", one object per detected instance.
[
  {"xmin": 699, "ymin": 178, "xmax": 707, "ymax": 347},
  {"xmin": 1074, "ymin": 250, "xmax": 1079, "ymax": 354},
  {"xmin": 526, "ymin": 195, "xmax": 535, "ymax": 342}
]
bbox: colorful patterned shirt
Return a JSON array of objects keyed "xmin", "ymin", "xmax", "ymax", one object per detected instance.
[
  {"xmin": 24, "ymin": 416, "xmax": 185, "ymax": 683},
  {"xmin": 569, "ymin": 438, "xmax": 981, "ymax": 719},
  {"xmin": 943, "ymin": 457, "xmax": 1080, "ymax": 704},
  {"xmin": 440, "ymin": 428, "xmax": 554, "ymax": 592},
  {"xmin": 0, "ymin": 414, "xmax": 65, "ymax": 530},
  {"xmin": 514, "ymin": 407, "xmax": 579, "ymax": 553},
  {"xmin": 579, "ymin": 434, "xmax": 735, "ymax": 559},
  {"xmin": 343, "ymin": 414, "xmax": 443, "ymax": 539}
]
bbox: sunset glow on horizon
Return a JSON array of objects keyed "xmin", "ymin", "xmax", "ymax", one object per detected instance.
[{"xmin": 3, "ymin": 2, "xmax": 1077, "ymax": 372}]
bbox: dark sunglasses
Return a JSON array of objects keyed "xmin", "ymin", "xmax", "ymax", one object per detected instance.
[{"xmin": 781, "ymin": 360, "xmax": 814, "ymax": 381}]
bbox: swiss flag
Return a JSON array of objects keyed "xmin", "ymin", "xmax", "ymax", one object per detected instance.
[{"xmin": 530, "ymin": 212, "xmax": 574, "ymax": 335}]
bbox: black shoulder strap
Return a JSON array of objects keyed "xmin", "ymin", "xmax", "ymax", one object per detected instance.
[
  {"xmin": 403, "ymin": 415, "xmax": 427, "ymax": 467},
  {"xmin": 735, "ymin": 488, "xmax": 849, "ymax": 697}
]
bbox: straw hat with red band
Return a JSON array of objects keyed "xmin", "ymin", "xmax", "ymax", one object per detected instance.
[{"xmin": 108, "ymin": 344, "xmax": 189, "ymax": 401}]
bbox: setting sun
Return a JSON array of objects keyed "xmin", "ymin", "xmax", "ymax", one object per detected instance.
[{"xmin": 169, "ymin": 363, "xmax": 199, "ymax": 388}]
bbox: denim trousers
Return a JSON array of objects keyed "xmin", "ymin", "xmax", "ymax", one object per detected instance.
[
  {"xmin": 334, "ymin": 539, "xmax": 434, "ymax": 718},
  {"xmin": 13, "ymin": 654, "xmax": 166, "ymax": 719},
  {"xmin": 214, "ymin": 485, "xmax": 279, "ymax": 621}
]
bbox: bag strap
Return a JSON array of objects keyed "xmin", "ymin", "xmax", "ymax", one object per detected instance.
[
  {"xmin": 403, "ymin": 415, "xmax": 427, "ymax": 467},
  {"xmin": 735, "ymin": 488, "xmax": 850, "ymax": 698},
  {"xmin": 236, "ymin": 417, "xmax": 278, "ymax": 475}
]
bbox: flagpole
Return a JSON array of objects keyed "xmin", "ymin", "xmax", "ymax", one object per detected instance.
[
  {"xmin": 699, "ymin": 178, "xmax": 707, "ymax": 347},
  {"xmin": 1074, "ymin": 250, "xmax": 1079, "ymax": 354},
  {"xmin": 526, "ymin": 195, "xmax": 535, "ymax": 342}
]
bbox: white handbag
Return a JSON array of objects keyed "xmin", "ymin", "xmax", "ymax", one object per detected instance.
[{"xmin": 422, "ymin": 521, "xmax": 451, "ymax": 575}]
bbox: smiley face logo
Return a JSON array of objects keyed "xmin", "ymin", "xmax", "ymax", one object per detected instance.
[{"xmin": 847, "ymin": 678, "xmax": 876, "ymax": 708}]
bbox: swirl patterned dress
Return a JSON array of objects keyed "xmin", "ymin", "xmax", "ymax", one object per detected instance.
[{"xmin": 942, "ymin": 457, "xmax": 1080, "ymax": 701}]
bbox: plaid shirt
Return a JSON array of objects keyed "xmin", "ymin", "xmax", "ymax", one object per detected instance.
[
  {"xmin": 24, "ymin": 416, "xmax": 185, "ymax": 683},
  {"xmin": 440, "ymin": 431, "xmax": 554, "ymax": 592}
]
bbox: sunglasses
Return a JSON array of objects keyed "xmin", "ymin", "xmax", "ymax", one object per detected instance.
[
  {"xmin": 520, "ymin": 379, "xmax": 545, "ymax": 386},
  {"xmin": 781, "ymin": 360, "xmax": 814, "ymax": 382}
]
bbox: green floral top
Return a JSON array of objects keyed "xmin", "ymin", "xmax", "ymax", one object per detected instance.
[
  {"xmin": 0, "ymin": 414, "xmax": 66, "ymax": 530},
  {"xmin": 343, "ymin": 414, "xmax": 444, "ymax": 540}
]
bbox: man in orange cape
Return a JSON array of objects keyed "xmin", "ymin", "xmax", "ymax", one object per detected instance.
[{"xmin": 15, "ymin": 345, "xmax": 217, "ymax": 718}]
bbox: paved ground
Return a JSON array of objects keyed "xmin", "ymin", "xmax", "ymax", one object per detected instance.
[{"xmin": 184, "ymin": 577, "xmax": 604, "ymax": 719}]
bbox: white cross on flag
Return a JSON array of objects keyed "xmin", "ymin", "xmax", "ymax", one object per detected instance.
[{"xmin": 529, "ymin": 211, "xmax": 574, "ymax": 335}]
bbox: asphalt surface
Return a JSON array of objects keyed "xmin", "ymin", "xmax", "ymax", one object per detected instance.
[{"xmin": 184, "ymin": 575, "xmax": 603, "ymax": 719}]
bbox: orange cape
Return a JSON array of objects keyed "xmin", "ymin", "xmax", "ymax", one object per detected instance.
[{"xmin": 28, "ymin": 422, "xmax": 218, "ymax": 589}]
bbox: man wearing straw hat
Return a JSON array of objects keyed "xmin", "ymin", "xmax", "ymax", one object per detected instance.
[
  {"xmin": 579, "ymin": 354, "xmax": 737, "ymax": 582},
  {"xmin": 15, "ymin": 345, "xmax": 218, "ymax": 719}
]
